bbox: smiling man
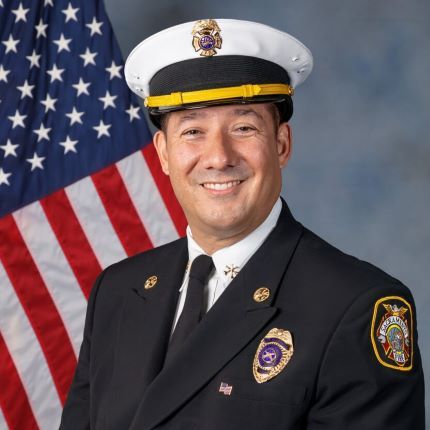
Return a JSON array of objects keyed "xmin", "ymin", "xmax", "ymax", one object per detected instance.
[
  {"xmin": 153, "ymin": 104, "xmax": 290, "ymax": 253},
  {"xmin": 60, "ymin": 19, "xmax": 425, "ymax": 429}
]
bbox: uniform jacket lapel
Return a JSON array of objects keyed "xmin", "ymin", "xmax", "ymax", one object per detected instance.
[
  {"xmin": 109, "ymin": 239, "xmax": 188, "ymax": 411},
  {"xmin": 130, "ymin": 201, "xmax": 303, "ymax": 430}
]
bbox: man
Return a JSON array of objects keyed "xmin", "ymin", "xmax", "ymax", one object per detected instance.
[{"xmin": 60, "ymin": 19, "xmax": 425, "ymax": 429}]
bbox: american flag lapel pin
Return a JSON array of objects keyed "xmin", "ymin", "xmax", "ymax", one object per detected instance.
[{"xmin": 219, "ymin": 382, "xmax": 233, "ymax": 396}]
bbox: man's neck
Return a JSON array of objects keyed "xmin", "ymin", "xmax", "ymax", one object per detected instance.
[
  {"xmin": 190, "ymin": 230, "xmax": 251, "ymax": 255},
  {"xmin": 187, "ymin": 198, "xmax": 282, "ymax": 255}
]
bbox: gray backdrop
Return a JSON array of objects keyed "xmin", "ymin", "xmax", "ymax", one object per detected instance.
[{"xmin": 104, "ymin": 0, "xmax": 429, "ymax": 423}]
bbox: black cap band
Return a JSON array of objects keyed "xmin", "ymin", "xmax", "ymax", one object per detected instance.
[
  {"xmin": 150, "ymin": 55, "xmax": 291, "ymax": 94},
  {"xmin": 149, "ymin": 55, "xmax": 293, "ymax": 128}
]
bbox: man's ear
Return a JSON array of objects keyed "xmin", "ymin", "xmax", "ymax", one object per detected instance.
[
  {"xmin": 153, "ymin": 130, "xmax": 170, "ymax": 175},
  {"xmin": 277, "ymin": 123, "xmax": 292, "ymax": 168}
]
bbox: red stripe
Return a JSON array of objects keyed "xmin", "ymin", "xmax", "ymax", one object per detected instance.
[
  {"xmin": 0, "ymin": 215, "xmax": 77, "ymax": 405},
  {"xmin": 41, "ymin": 190, "xmax": 102, "ymax": 299},
  {"xmin": 91, "ymin": 164, "xmax": 153, "ymax": 256},
  {"xmin": 0, "ymin": 333, "xmax": 39, "ymax": 430},
  {"xmin": 142, "ymin": 144, "xmax": 187, "ymax": 237}
]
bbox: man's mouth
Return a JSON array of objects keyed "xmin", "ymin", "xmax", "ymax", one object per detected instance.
[{"xmin": 201, "ymin": 180, "xmax": 242, "ymax": 191}]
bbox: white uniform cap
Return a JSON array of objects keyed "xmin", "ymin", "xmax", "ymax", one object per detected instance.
[{"xmin": 124, "ymin": 18, "xmax": 313, "ymax": 125}]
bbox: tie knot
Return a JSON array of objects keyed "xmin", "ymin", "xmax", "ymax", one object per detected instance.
[{"xmin": 189, "ymin": 254, "xmax": 214, "ymax": 284}]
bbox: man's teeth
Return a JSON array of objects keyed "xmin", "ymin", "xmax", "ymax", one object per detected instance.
[{"xmin": 203, "ymin": 181, "xmax": 241, "ymax": 190}]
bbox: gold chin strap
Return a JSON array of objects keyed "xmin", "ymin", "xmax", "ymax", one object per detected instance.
[{"xmin": 144, "ymin": 83, "xmax": 294, "ymax": 108}]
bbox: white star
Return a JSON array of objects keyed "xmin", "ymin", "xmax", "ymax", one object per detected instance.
[
  {"xmin": 0, "ymin": 0, "xmax": 3, "ymax": 7},
  {"xmin": 46, "ymin": 64, "xmax": 65, "ymax": 83},
  {"xmin": 0, "ymin": 168, "xmax": 12, "ymax": 186},
  {"xmin": 35, "ymin": 18, "xmax": 48, "ymax": 38},
  {"xmin": 33, "ymin": 123, "xmax": 51, "ymax": 142},
  {"xmin": 86, "ymin": 17, "xmax": 103, "ymax": 36},
  {"xmin": 16, "ymin": 79, "xmax": 35, "ymax": 99},
  {"xmin": 0, "ymin": 65, "xmax": 10, "ymax": 82},
  {"xmin": 72, "ymin": 78, "xmax": 90, "ymax": 96},
  {"xmin": 105, "ymin": 60, "xmax": 123, "ymax": 80},
  {"xmin": 0, "ymin": 139, "xmax": 19, "ymax": 158},
  {"xmin": 53, "ymin": 33, "xmax": 72, "ymax": 53},
  {"xmin": 62, "ymin": 2, "xmax": 79, "ymax": 23},
  {"xmin": 93, "ymin": 120, "xmax": 111, "ymax": 138},
  {"xmin": 66, "ymin": 107, "xmax": 84, "ymax": 125},
  {"xmin": 40, "ymin": 94, "xmax": 57, "ymax": 112},
  {"xmin": 44, "ymin": 0, "xmax": 53, "ymax": 6},
  {"xmin": 11, "ymin": 3, "xmax": 30, "ymax": 23},
  {"xmin": 26, "ymin": 153, "xmax": 45, "ymax": 171},
  {"xmin": 99, "ymin": 91, "xmax": 117, "ymax": 110},
  {"xmin": 8, "ymin": 110, "xmax": 27, "ymax": 128},
  {"xmin": 2, "ymin": 34, "xmax": 20, "ymax": 54},
  {"xmin": 126, "ymin": 105, "xmax": 141, "ymax": 122},
  {"xmin": 59, "ymin": 135, "xmax": 78, "ymax": 154},
  {"xmin": 79, "ymin": 47, "xmax": 97, "ymax": 66},
  {"xmin": 26, "ymin": 49, "xmax": 41, "ymax": 68}
]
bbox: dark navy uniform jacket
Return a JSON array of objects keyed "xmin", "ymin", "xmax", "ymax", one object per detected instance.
[{"xmin": 60, "ymin": 201, "xmax": 425, "ymax": 429}]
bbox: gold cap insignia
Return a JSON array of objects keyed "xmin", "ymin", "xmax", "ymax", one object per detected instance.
[
  {"xmin": 253, "ymin": 287, "xmax": 270, "ymax": 303},
  {"xmin": 192, "ymin": 19, "xmax": 222, "ymax": 57},
  {"xmin": 253, "ymin": 328, "xmax": 294, "ymax": 383},
  {"xmin": 144, "ymin": 275, "xmax": 158, "ymax": 289},
  {"xmin": 371, "ymin": 296, "xmax": 413, "ymax": 371}
]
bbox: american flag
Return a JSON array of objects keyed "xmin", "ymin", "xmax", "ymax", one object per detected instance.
[
  {"xmin": 0, "ymin": 1, "xmax": 186, "ymax": 428},
  {"xmin": 218, "ymin": 382, "xmax": 233, "ymax": 396}
]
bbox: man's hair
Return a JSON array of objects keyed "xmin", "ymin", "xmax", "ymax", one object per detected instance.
[
  {"xmin": 157, "ymin": 102, "xmax": 282, "ymax": 134},
  {"xmin": 158, "ymin": 113, "xmax": 169, "ymax": 133},
  {"xmin": 268, "ymin": 103, "xmax": 281, "ymax": 130}
]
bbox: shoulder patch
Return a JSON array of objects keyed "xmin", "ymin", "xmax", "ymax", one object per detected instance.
[{"xmin": 371, "ymin": 296, "xmax": 413, "ymax": 371}]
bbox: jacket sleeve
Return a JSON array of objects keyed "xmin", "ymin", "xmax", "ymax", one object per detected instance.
[
  {"xmin": 307, "ymin": 284, "xmax": 425, "ymax": 429},
  {"xmin": 59, "ymin": 271, "xmax": 106, "ymax": 430}
]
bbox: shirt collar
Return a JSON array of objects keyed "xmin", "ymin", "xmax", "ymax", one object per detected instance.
[{"xmin": 186, "ymin": 198, "xmax": 282, "ymax": 283}]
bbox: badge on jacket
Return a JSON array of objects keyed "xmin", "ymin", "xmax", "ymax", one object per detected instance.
[
  {"xmin": 253, "ymin": 328, "xmax": 294, "ymax": 383},
  {"xmin": 371, "ymin": 296, "xmax": 413, "ymax": 371}
]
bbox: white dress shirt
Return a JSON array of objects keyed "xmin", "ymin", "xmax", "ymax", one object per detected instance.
[{"xmin": 171, "ymin": 198, "xmax": 282, "ymax": 332}]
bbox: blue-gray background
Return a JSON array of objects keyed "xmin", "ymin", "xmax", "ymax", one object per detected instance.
[{"xmin": 104, "ymin": 0, "xmax": 429, "ymax": 423}]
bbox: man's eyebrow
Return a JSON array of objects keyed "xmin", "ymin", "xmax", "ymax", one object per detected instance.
[
  {"xmin": 231, "ymin": 108, "xmax": 264, "ymax": 121},
  {"xmin": 176, "ymin": 110, "xmax": 206, "ymax": 124}
]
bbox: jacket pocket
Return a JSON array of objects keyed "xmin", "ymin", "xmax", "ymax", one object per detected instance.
[{"xmin": 214, "ymin": 375, "xmax": 307, "ymax": 405}]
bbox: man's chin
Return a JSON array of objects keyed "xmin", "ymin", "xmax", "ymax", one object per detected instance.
[{"xmin": 199, "ymin": 214, "xmax": 252, "ymax": 237}]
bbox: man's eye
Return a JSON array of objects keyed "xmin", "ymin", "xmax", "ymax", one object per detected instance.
[
  {"xmin": 182, "ymin": 129, "xmax": 201, "ymax": 136},
  {"xmin": 235, "ymin": 126, "xmax": 256, "ymax": 132}
]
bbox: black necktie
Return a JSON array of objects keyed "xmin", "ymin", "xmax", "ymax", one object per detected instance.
[{"xmin": 168, "ymin": 254, "xmax": 214, "ymax": 356}]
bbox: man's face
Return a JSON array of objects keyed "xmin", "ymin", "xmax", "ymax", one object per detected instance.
[{"xmin": 153, "ymin": 103, "xmax": 292, "ymax": 249}]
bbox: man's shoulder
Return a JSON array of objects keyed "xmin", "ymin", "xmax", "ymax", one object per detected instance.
[
  {"xmin": 290, "ymin": 226, "xmax": 412, "ymax": 303},
  {"xmin": 300, "ymin": 227, "xmax": 398, "ymax": 280},
  {"xmin": 94, "ymin": 237, "xmax": 187, "ymax": 292},
  {"xmin": 110, "ymin": 236, "xmax": 187, "ymax": 272}
]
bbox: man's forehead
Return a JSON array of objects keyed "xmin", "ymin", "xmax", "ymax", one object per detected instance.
[{"xmin": 171, "ymin": 104, "xmax": 268, "ymax": 123}]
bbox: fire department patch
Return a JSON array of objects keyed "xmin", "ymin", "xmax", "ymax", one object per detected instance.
[{"xmin": 371, "ymin": 296, "xmax": 413, "ymax": 371}]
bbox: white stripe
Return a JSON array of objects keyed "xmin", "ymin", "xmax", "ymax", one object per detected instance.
[
  {"xmin": 117, "ymin": 151, "xmax": 178, "ymax": 246},
  {"xmin": 13, "ymin": 202, "xmax": 87, "ymax": 356},
  {"xmin": 65, "ymin": 176, "xmax": 127, "ymax": 267},
  {"xmin": 0, "ymin": 407, "xmax": 8, "ymax": 430},
  {"xmin": 0, "ymin": 263, "xmax": 62, "ymax": 430}
]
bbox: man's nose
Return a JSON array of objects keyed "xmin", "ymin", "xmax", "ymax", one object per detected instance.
[{"xmin": 201, "ymin": 130, "xmax": 237, "ymax": 170}]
